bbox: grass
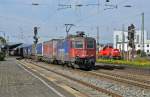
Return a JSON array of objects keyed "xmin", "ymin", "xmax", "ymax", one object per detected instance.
[{"xmin": 97, "ymin": 58, "xmax": 150, "ymax": 68}]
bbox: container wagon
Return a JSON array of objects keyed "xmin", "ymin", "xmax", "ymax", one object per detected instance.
[{"xmin": 22, "ymin": 32, "xmax": 96, "ymax": 70}]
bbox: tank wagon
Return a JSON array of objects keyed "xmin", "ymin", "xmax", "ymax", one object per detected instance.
[{"xmin": 23, "ymin": 32, "xmax": 96, "ymax": 70}]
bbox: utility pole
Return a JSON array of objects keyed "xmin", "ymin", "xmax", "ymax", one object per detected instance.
[
  {"xmin": 141, "ymin": 12, "xmax": 145, "ymax": 57},
  {"xmin": 96, "ymin": 26, "xmax": 100, "ymax": 59},
  {"xmin": 122, "ymin": 24, "xmax": 125, "ymax": 59},
  {"xmin": 6, "ymin": 35, "xmax": 9, "ymax": 56},
  {"xmin": 64, "ymin": 24, "xmax": 74, "ymax": 37},
  {"xmin": 6, "ymin": 36, "xmax": 9, "ymax": 43},
  {"xmin": 0, "ymin": 31, "xmax": 5, "ymax": 39},
  {"xmin": 19, "ymin": 27, "xmax": 24, "ymax": 43},
  {"xmin": 96, "ymin": 26, "xmax": 100, "ymax": 46}
]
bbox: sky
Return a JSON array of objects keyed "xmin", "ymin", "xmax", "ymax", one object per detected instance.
[{"xmin": 0, "ymin": 0, "xmax": 150, "ymax": 44}]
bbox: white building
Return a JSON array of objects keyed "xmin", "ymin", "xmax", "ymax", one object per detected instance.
[{"xmin": 113, "ymin": 30, "xmax": 150, "ymax": 55}]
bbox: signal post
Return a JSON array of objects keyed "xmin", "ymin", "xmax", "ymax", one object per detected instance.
[{"xmin": 33, "ymin": 26, "xmax": 39, "ymax": 61}]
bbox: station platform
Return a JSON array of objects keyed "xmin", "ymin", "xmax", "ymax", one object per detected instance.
[{"xmin": 0, "ymin": 58, "xmax": 75, "ymax": 97}]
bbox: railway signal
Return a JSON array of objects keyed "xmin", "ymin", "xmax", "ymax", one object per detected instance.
[
  {"xmin": 128, "ymin": 24, "xmax": 135, "ymax": 48},
  {"xmin": 106, "ymin": 0, "xmax": 110, "ymax": 2},
  {"xmin": 33, "ymin": 27, "xmax": 39, "ymax": 44},
  {"xmin": 128, "ymin": 24, "xmax": 136, "ymax": 60}
]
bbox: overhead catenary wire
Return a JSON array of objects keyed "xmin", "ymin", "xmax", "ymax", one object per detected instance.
[
  {"xmin": 111, "ymin": 13, "xmax": 142, "ymax": 26},
  {"xmin": 74, "ymin": 0, "xmax": 133, "ymax": 23},
  {"xmin": 1, "ymin": 0, "xmax": 149, "ymax": 44},
  {"xmin": 75, "ymin": 1, "xmax": 147, "ymax": 33}
]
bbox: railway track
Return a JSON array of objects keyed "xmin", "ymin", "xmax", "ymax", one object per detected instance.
[
  {"xmin": 88, "ymin": 71, "xmax": 150, "ymax": 89},
  {"xmin": 118, "ymin": 66, "xmax": 150, "ymax": 76},
  {"xmin": 25, "ymin": 59, "xmax": 150, "ymax": 89},
  {"xmin": 19, "ymin": 60, "xmax": 122, "ymax": 97},
  {"xmin": 67, "ymin": 68, "xmax": 150, "ymax": 90}
]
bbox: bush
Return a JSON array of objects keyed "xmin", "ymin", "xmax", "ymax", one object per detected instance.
[
  {"xmin": 136, "ymin": 50, "xmax": 141, "ymax": 55},
  {"xmin": 0, "ymin": 52, "xmax": 5, "ymax": 61}
]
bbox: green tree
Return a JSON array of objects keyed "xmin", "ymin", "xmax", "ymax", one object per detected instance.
[{"xmin": 0, "ymin": 36, "xmax": 6, "ymax": 45}]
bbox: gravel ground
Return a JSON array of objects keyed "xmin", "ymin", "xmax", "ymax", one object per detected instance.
[
  {"xmin": 30, "ymin": 61, "xmax": 150, "ymax": 97},
  {"xmin": 56, "ymin": 69, "xmax": 150, "ymax": 97}
]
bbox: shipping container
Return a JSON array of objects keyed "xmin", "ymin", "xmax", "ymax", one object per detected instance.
[
  {"xmin": 23, "ymin": 47, "xmax": 28, "ymax": 57},
  {"xmin": 43, "ymin": 39, "xmax": 61, "ymax": 62},
  {"xmin": 27, "ymin": 45, "xmax": 32, "ymax": 56},
  {"xmin": 43, "ymin": 40, "xmax": 51, "ymax": 59},
  {"xmin": 36, "ymin": 43, "xmax": 43, "ymax": 56},
  {"xmin": 56, "ymin": 39, "xmax": 70, "ymax": 61},
  {"xmin": 23, "ymin": 45, "xmax": 32, "ymax": 57}
]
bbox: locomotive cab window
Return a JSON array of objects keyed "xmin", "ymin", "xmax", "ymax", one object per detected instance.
[
  {"xmin": 87, "ymin": 40, "xmax": 94, "ymax": 49},
  {"xmin": 72, "ymin": 41, "xmax": 83, "ymax": 48}
]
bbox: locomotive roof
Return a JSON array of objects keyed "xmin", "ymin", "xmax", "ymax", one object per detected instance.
[
  {"xmin": 43, "ymin": 39, "xmax": 63, "ymax": 43},
  {"xmin": 68, "ymin": 36, "xmax": 95, "ymax": 40}
]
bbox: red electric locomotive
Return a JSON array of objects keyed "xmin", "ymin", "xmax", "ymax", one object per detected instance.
[
  {"xmin": 48, "ymin": 31, "xmax": 96, "ymax": 70},
  {"xmin": 67, "ymin": 32, "xmax": 96, "ymax": 69}
]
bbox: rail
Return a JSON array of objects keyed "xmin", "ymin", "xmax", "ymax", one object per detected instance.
[{"xmin": 18, "ymin": 60, "xmax": 122, "ymax": 97}]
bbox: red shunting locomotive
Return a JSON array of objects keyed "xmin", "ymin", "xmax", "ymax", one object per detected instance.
[{"xmin": 98, "ymin": 46, "xmax": 121, "ymax": 59}]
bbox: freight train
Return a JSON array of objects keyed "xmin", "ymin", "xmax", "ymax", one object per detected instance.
[
  {"xmin": 98, "ymin": 46, "xmax": 121, "ymax": 59},
  {"xmin": 22, "ymin": 32, "xmax": 96, "ymax": 70}
]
